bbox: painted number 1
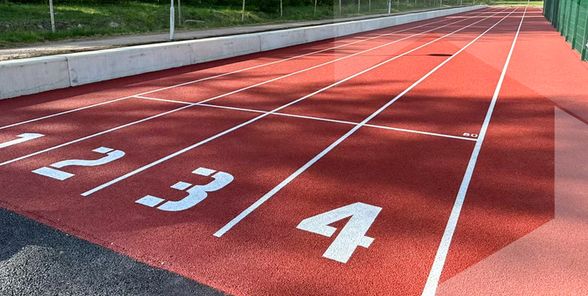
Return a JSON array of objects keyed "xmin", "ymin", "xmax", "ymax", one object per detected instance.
[
  {"xmin": 0, "ymin": 133, "xmax": 44, "ymax": 149},
  {"xmin": 297, "ymin": 202, "xmax": 381, "ymax": 263}
]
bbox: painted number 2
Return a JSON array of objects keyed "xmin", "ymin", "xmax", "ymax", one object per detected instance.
[
  {"xmin": 32, "ymin": 146, "xmax": 125, "ymax": 181},
  {"xmin": 297, "ymin": 202, "xmax": 381, "ymax": 264},
  {"xmin": 135, "ymin": 167, "xmax": 234, "ymax": 212}
]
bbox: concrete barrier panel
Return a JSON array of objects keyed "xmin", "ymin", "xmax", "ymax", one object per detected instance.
[
  {"xmin": 191, "ymin": 34, "xmax": 261, "ymax": 63},
  {"xmin": 260, "ymin": 28, "xmax": 307, "ymax": 51},
  {"xmin": 0, "ymin": 56, "xmax": 70, "ymax": 100},
  {"xmin": 303, "ymin": 25, "xmax": 337, "ymax": 43},
  {"xmin": 67, "ymin": 42, "xmax": 194, "ymax": 86}
]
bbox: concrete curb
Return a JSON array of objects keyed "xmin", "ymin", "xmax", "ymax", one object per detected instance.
[{"xmin": 0, "ymin": 5, "xmax": 484, "ymax": 100}]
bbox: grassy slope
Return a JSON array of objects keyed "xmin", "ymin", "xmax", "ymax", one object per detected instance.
[{"xmin": 0, "ymin": 1, "xmax": 457, "ymax": 47}]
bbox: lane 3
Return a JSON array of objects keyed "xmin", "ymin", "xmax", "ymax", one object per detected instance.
[
  {"xmin": 79, "ymin": 8, "xmax": 509, "ymax": 197},
  {"xmin": 0, "ymin": 9, "xmax": 489, "ymax": 129}
]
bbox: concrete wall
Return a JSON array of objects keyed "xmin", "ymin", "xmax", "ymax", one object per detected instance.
[{"xmin": 0, "ymin": 5, "xmax": 484, "ymax": 100}]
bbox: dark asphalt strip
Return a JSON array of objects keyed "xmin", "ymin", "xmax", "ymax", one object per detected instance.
[{"xmin": 0, "ymin": 208, "xmax": 226, "ymax": 296}]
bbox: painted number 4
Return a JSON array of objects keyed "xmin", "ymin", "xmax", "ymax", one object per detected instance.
[{"xmin": 297, "ymin": 202, "xmax": 381, "ymax": 264}]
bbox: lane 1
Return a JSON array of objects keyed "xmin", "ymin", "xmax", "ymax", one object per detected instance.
[{"xmin": 0, "ymin": 98, "xmax": 182, "ymax": 164}]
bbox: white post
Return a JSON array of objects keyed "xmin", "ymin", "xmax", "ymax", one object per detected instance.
[
  {"xmin": 280, "ymin": 0, "xmax": 283, "ymax": 17},
  {"xmin": 49, "ymin": 0, "xmax": 55, "ymax": 33},
  {"xmin": 314, "ymin": 0, "xmax": 318, "ymax": 15},
  {"xmin": 368, "ymin": 0, "xmax": 371, "ymax": 12},
  {"xmin": 169, "ymin": 0, "xmax": 175, "ymax": 40},
  {"xmin": 241, "ymin": 0, "xmax": 246, "ymax": 21},
  {"xmin": 387, "ymin": 0, "xmax": 391, "ymax": 14},
  {"xmin": 357, "ymin": 0, "xmax": 360, "ymax": 13},
  {"xmin": 339, "ymin": 0, "xmax": 342, "ymax": 16}
]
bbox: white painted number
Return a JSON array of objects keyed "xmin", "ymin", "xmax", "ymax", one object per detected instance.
[
  {"xmin": 462, "ymin": 132, "xmax": 478, "ymax": 138},
  {"xmin": 0, "ymin": 133, "xmax": 44, "ymax": 149},
  {"xmin": 297, "ymin": 202, "xmax": 382, "ymax": 263},
  {"xmin": 32, "ymin": 146, "xmax": 126, "ymax": 181},
  {"xmin": 135, "ymin": 167, "xmax": 234, "ymax": 212}
]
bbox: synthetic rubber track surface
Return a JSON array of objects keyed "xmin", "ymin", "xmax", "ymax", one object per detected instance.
[{"xmin": 1, "ymin": 6, "xmax": 583, "ymax": 295}]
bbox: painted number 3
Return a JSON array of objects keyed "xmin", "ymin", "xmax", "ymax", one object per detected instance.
[{"xmin": 297, "ymin": 202, "xmax": 382, "ymax": 264}]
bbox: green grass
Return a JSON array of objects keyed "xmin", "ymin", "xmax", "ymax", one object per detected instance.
[
  {"xmin": 0, "ymin": 1, "xmax": 462, "ymax": 47},
  {"xmin": 0, "ymin": 2, "xmax": 266, "ymax": 46}
]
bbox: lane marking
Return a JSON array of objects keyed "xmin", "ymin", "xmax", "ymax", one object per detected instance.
[
  {"xmin": 297, "ymin": 202, "xmax": 382, "ymax": 263},
  {"xmin": 32, "ymin": 146, "xmax": 126, "ymax": 181},
  {"xmin": 213, "ymin": 8, "xmax": 518, "ymax": 238},
  {"xmin": 135, "ymin": 167, "xmax": 234, "ymax": 212},
  {"xmin": 0, "ymin": 10, "xmax": 496, "ymax": 169},
  {"xmin": 82, "ymin": 9, "xmax": 509, "ymax": 198},
  {"xmin": 135, "ymin": 95, "xmax": 476, "ymax": 141},
  {"xmin": 421, "ymin": 4, "xmax": 528, "ymax": 296},
  {"xmin": 0, "ymin": 133, "xmax": 44, "ymax": 149},
  {"xmin": 0, "ymin": 10, "xmax": 483, "ymax": 131}
]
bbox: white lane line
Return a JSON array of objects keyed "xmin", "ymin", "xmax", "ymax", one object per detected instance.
[
  {"xmin": 0, "ymin": 11, "xmax": 475, "ymax": 131},
  {"xmin": 421, "ymin": 5, "xmax": 528, "ymax": 296},
  {"xmin": 213, "ymin": 8, "xmax": 517, "ymax": 238},
  {"xmin": 0, "ymin": 11, "xmax": 491, "ymax": 168},
  {"xmin": 81, "ymin": 9, "xmax": 508, "ymax": 198},
  {"xmin": 135, "ymin": 95, "xmax": 476, "ymax": 142}
]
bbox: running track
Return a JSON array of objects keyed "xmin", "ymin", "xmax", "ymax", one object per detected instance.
[{"xmin": 1, "ymin": 6, "xmax": 585, "ymax": 295}]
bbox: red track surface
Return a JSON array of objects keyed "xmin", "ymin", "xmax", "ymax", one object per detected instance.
[{"xmin": 1, "ymin": 6, "xmax": 587, "ymax": 295}]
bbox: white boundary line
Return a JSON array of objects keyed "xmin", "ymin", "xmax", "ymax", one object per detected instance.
[
  {"xmin": 420, "ymin": 4, "xmax": 528, "ymax": 296},
  {"xmin": 213, "ymin": 8, "xmax": 518, "ymax": 238},
  {"xmin": 81, "ymin": 9, "xmax": 507, "ymax": 197},
  {"xmin": 135, "ymin": 95, "xmax": 476, "ymax": 142},
  {"xmin": 0, "ymin": 10, "xmax": 481, "ymax": 131},
  {"xmin": 0, "ymin": 10, "xmax": 494, "ymax": 168}
]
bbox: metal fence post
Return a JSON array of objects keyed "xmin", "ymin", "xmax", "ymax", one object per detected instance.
[
  {"xmin": 49, "ymin": 0, "xmax": 55, "ymax": 33},
  {"xmin": 242, "ymin": 0, "xmax": 246, "ymax": 21},
  {"xmin": 178, "ymin": 0, "xmax": 182, "ymax": 26},
  {"xmin": 169, "ymin": 0, "xmax": 175, "ymax": 40}
]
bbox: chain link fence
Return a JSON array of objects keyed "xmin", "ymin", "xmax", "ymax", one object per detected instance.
[{"xmin": 544, "ymin": 0, "xmax": 588, "ymax": 60}]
